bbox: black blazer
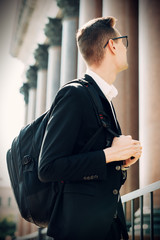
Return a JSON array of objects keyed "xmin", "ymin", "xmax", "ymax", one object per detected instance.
[{"xmin": 38, "ymin": 75, "xmax": 128, "ymax": 240}]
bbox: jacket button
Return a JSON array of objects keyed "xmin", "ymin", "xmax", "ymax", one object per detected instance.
[
  {"xmin": 115, "ymin": 166, "xmax": 121, "ymax": 171},
  {"xmin": 113, "ymin": 189, "xmax": 118, "ymax": 195}
]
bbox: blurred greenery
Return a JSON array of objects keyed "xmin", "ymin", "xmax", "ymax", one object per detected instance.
[{"xmin": 0, "ymin": 218, "xmax": 16, "ymax": 240}]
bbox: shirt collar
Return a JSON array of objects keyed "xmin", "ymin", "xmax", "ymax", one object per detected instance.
[{"xmin": 86, "ymin": 68, "xmax": 118, "ymax": 102}]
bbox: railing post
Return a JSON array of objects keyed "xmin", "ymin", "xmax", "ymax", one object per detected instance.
[
  {"xmin": 38, "ymin": 227, "xmax": 43, "ymax": 240},
  {"xmin": 123, "ymin": 202, "xmax": 127, "ymax": 219},
  {"xmin": 150, "ymin": 192, "xmax": 154, "ymax": 240},
  {"xmin": 140, "ymin": 195, "xmax": 143, "ymax": 240},
  {"xmin": 131, "ymin": 199, "xmax": 135, "ymax": 240}
]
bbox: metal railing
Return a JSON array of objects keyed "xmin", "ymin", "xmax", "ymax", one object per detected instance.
[
  {"xmin": 121, "ymin": 180, "xmax": 160, "ymax": 240},
  {"xmin": 16, "ymin": 180, "xmax": 160, "ymax": 240}
]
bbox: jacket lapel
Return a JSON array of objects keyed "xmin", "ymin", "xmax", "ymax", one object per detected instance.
[
  {"xmin": 84, "ymin": 74, "xmax": 121, "ymax": 135},
  {"xmin": 110, "ymin": 102, "xmax": 122, "ymax": 135}
]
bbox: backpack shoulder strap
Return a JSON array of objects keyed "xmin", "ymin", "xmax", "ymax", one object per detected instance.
[{"xmin": 78, "ymin": 78, "xmax": 120, "ymax": 138}]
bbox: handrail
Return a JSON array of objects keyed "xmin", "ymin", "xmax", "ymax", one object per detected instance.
[{"xmin": 121, "ymin": 180, "xmax": 160, "ymax": 203}]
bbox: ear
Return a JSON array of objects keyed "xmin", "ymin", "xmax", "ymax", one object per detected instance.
[{"xmin": 107, "ymin": 39, "xmax": 116, "ymax": 54}]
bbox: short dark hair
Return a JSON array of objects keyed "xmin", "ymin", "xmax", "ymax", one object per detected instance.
[{"xmin": 76, "ymin": 16, "xmax": 118, "ymax": 66}]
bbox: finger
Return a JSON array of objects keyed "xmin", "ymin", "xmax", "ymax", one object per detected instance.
[
  {"xmin": 132, "ymin": 152, "xmax": 141, "ymax": 160},
  {"xmin": 129, "ymin": 157, "xmax": 139, "ymax": 165},
  {"xmin": 132, "ymin": 140, "xmax": 141, "ymax": 144},
  {"xmin": 126, "ymin": 135, "xmax": 132, "ymax": 139},
  {"xmin": 132, "ymin": 152, "xmax": 142, "ymax": 159},
  {"xmin": 134, "ymin": 146, "xmax": 142, "ymax": 151},
  {"xmin": 119, "ymin": 135, "xmax": 132, "ymax": 139}
]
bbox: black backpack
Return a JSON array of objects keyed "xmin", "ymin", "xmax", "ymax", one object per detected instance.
[{"xmin": 6, "ymin": 79, "xmax": 119, "ymax": 227}]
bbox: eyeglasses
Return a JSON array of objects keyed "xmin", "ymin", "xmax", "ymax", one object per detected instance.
[{"xmin": 104, "ymin": 35, "xmax": 128, "ymax": 48}]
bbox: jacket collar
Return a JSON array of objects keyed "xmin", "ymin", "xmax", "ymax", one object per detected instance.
[{"xmin": 84, "ymin": 74, "xmax": 107, "ymax": 100}]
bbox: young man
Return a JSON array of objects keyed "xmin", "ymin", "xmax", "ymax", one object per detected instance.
[{"xmin": 38, "ymin": 17, "xmax": 142, "ymax": 240}]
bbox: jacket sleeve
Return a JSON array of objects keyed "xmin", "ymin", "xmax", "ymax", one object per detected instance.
[{"xmin": 38, "ymin": 84, "xmax": 107, "ymax": 183}]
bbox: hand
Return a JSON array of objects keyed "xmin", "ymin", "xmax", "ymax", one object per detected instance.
[
  {"xmin": 104, "ymin": 135, "xmax": 142, "ymax": 164},
  {"xmin": 112, "ymin": 135, "xmax": 142, "ymax": 159}
]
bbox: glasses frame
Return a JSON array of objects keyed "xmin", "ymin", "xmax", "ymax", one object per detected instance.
[{"xmin": 103, "ymin": 35, "xmax": 128, "ymax": 48}]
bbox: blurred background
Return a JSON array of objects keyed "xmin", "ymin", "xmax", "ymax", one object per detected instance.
[{"xmin": 0, "ymin": 0, "xmax": 159, "ymax": 239}]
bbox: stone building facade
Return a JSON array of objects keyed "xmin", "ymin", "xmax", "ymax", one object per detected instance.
[
  {"xmin": 8, "ymin": 0, "xmax": 160, "ymax": 237},
  {"xmin": 0, "ymin": 186, "xmax": 18, "ymax": 222}
]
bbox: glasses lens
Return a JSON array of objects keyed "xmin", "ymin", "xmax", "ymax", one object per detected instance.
[{"xmin": 122, "ymin": 37, "xmax": 128, "ymax": 47}]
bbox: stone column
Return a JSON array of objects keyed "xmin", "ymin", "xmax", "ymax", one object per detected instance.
[
  {"xmin": 56, "ymin": 0, "xmax": 79, "ymax": 86},
  {"xmin": 21, "ymin": 220, "xmax": 31, "ymax": 236},
  {"xmin": 19, "ymin": 82, "xmax": 29, "ymax": 125},
  {"xmin": 44, "ymin": 18, "xmax": 62, "ymax": 109},
  {"xmin": 34, "ymin": 44, "xmax": 48, "ymax": 117},
  {"xmin": 77, "ymin": 0, "xmax": 102, "ymax": 78},
  {"xmin": 26, "ymin": 65, "xmax": 37, "ymax": 123},
  {"xmin": 139, "ymin": 0, "xmax": 160, "ymax": 236},
  {"xmin": 16, "ymin": 214, "xmax": 23, "ymax": 237},
  {"xmin": 16, "ymin": 216, "xmax": 32, "ymax": 237},
  {"xmin": 103, "ymin": 0, "xmax": 139, "ymax": 196}
]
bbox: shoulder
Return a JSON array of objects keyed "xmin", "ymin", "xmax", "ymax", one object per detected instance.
[{"xmin": 55, "ymin": 80, "xmax": 89, "ymax": 104}]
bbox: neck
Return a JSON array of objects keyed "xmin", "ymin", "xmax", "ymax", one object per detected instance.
[{"xmin": 88, "ymin": 60, "xmax": 117, "ymax": 85}]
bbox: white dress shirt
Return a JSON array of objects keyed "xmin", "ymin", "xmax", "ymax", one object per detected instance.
[{"xmin": 86, "ymin": 68, "xmax": 118, "ymax": 128}]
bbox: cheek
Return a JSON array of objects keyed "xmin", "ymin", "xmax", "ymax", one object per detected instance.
[
  {"xmin": 117, "ymin": 49, "xmax": 125, "ymax": 63},
  {"xmin": 116, "ymin": 49, "xmax": 128, "ymax": 71},
  {"xmin": 121, "ymin": 49, "xmax": 127, "ymax": 62}
]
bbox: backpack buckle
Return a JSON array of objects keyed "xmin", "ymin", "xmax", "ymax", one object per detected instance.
[
  {"xmin": 99, "ymin": 114, "xmax": 109, "ymax": 128},
  {"xmin": 23, "ymin": 155, "xmax": 32, "ymax": 165}
]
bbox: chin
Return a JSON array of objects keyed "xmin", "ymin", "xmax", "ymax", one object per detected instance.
[
  {"xmin": 119, "ymin": 63, "xmax": 129, "ymax": 72},
  {"xmin": 124, "ymin": 63, "xmax": 129, "ymax": 70}
]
